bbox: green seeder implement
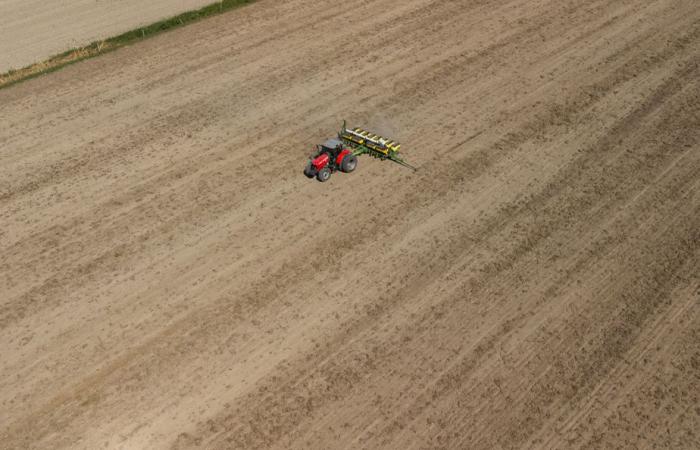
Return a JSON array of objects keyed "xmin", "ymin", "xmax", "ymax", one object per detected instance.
[
  {"xmin": 304, "ymin": 121, "xmax": 416, "ymax": 182},
  {"xmin": 338, "ymin": 121, "xmax": 417, "ymax": 172}
]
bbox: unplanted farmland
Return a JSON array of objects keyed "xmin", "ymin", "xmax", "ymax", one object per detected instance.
[{"xmin": 0, "ymin": 0, "xmax": 698, "ymax": 448}]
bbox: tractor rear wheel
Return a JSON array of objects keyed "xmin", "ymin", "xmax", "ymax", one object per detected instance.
[
  {"xmin": 341, "ymin": 154, "xmax": 358, "ymax": 173},
  {"xmin": 316, "ymin": 167, "xmax": 331, "ymax": 182}
]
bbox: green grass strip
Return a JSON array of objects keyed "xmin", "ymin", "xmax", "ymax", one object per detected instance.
[{"xmin": 0, "ymin": 0, "xmax": 255, "ymax": 90}]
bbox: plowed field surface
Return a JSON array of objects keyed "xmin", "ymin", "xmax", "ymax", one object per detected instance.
[{"xmin": 1, "ymin": 0, "xmax": 698, "ymax": 448}]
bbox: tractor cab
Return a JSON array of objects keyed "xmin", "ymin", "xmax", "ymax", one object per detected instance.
[{"xmin": 320, "ymin": 138, "xmax": 344, "ymax": 158}]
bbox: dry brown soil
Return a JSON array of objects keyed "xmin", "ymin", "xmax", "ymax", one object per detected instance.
[{"xmin": 1, "ymin": 0, "xmax": 698, "ymax": 448}]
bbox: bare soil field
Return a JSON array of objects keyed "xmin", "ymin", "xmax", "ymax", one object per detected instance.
[
  {"xmin": 0, "ymin": 0, "xmax": 219, "ymax": 72},
  {"xmin": 0, "ymin": 0, "xmax": 698, "ymax": 448}
]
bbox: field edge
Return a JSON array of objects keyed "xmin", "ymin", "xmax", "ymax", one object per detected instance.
[{"xmin": 0, "ymin": 0, "xmax": 255, "ymax": 90}]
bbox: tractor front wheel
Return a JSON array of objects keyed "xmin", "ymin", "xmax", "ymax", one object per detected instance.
[
  {"xmin": 341, "ymin": 154, "xmax": 358, "ymax": 173},
  {"xmin": 316, "ymin": 167, "xmax": 331, "ymax": 182},
  {"xmin": 304, "ymin": 161, "xmax": 316, "ymax": 179}
]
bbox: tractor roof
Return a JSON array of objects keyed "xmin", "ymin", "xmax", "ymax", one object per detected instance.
[{"xmin": 322, "ymin": 138, "xmax": 343, "ymax": 149}]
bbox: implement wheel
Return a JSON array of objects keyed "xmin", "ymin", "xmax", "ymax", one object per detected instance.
[
  {"xmin": 316, "ymin": 167, "xmax": 331, "ymax": 182},
  {"xmin": 341, "ymin": 154, "xmax": 358, "ymax": 173}
]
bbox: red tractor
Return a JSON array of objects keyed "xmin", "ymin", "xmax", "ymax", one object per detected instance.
[{"xmin": 303, "ymin": 138, "xmax": 358, "ymax": 182}]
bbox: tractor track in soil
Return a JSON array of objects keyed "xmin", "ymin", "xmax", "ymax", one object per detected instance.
[{"xmin": 0, "ymin": 0, "xmax": 698, "ymax": 448}]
